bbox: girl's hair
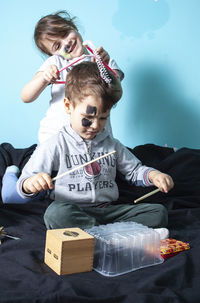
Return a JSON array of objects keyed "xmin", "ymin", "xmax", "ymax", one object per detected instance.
[
  {"xmin": 34, "ymin": 10, "xmax": 78, "ymax": 55},
  {"xmin": 65, "ymin": 62, "xmax": 122, "ymax": 112}
]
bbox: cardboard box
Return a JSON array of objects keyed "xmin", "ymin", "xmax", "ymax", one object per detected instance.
[{"xmin": 44, "ymin": 227, "xmax": 94, "ymax": 275}]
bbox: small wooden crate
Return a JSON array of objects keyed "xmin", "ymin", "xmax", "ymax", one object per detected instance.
[{"xmin": 44, "ymin": 227, "xmax": 94, "ymax": 275}]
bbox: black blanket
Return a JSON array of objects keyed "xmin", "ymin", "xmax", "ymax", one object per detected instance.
[{"xmin": 0, "ymin": 143, "xmax": 200, "ymax": 303}]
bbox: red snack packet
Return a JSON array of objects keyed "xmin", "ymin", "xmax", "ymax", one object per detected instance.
[{"xmin": 160, "ymin": 239, "xmax": 190, "ymax": 259}]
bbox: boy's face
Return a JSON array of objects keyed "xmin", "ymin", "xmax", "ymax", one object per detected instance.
[
  {"xmin": 42, "ymin": 30, "xmax": 85, "ymax": 59},
  {"xmin": 64, "ymin": 96, "xmax": 110, "ymax": 140}
]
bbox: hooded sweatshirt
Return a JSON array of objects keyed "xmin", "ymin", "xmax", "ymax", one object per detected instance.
[{"xmin": 17, "ymin": 126, "xmax": 154, "ymax": 207}]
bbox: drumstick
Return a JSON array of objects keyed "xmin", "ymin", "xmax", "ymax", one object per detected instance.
[
  {"xmin": 52, "ymin": 150, "xmax": 116, "ymax": 181},
  {"xmin": 134, "ymin": 188, "xmax": 160, "ymax": 203}
]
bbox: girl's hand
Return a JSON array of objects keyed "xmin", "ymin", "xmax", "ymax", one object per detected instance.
[
  {"xmin": 43, "ymin": 65, "xmax": 60, "ymax": 84},
  {"xmin": 148, "ymin": 170, "xmax": 174, "ymax": 193},
  {"xmin": 22, "ymin": 172, "xmax": 54, "ymax": 194},
  {"xmin": 94, "ymin": 46, "xmax": 110, "ymax": 64}
]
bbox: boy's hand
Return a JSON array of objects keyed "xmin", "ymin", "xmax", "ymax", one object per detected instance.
[
  {"xmin": 43, "ymin": 65, "xmax": 60, "ymax": 84},
  {"xmin": 94, "ymin": 46, "xmax": 110, "ymax": 64},
  {"xmin": 22, "ymin": 172, "xmax": 54, "ymax": 194},
  {"xmin": 148, "ymin": 170, "xmax": 174, "ymax": 193}
]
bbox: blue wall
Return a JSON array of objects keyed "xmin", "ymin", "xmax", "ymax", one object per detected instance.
[{"xmin": 1, "ymin": 0, "xmax": 200, "ymax": 149}]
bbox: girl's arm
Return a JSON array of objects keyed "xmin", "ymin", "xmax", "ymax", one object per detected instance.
[{"xmin": 21, "ymin": 65, "xmax": 59, "ymax": 103}]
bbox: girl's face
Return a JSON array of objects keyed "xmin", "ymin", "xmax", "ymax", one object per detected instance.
[{"xmin": 42, "ymin": 30, "xmax": 85, "ymax": 59}]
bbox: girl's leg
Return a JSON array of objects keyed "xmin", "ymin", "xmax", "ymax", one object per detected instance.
[{"xmin": 1, "ymin": 166, "xmax": 44, "ymax": 204}]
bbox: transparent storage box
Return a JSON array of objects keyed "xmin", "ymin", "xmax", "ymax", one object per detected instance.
[{"xmin": 85, "ymin": 222, "xmax": 163, "ymax": 277}]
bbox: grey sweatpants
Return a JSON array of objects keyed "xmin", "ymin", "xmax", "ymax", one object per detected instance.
[{"xmin": 44, "ymin": 201, "xmax": 168, "ymax": 230}]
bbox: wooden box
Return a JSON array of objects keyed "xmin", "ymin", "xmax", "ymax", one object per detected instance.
[{"xmin": 44, "ymin": 227, "xmax": 94, "ymax": 275}]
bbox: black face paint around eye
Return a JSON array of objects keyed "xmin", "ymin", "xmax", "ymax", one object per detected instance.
[
  {"xmin": 82, "ymin": 118, "xmax": 92, "ymax": 127},
  {"xmin": 86, "ymin": 105, "xmax": 97, "ymax": 115}
]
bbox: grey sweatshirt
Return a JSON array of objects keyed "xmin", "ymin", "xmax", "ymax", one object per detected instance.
[{"xmin": 17, "ymin": 126, "xmax": 154, "ymax": 207}]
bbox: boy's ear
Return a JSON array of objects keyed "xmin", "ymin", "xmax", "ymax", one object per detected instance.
[{"xmin": 63, "ymin": 98, "xmax": 71, "ymax": 114}]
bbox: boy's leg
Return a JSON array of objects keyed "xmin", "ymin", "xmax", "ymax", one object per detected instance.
[
  {"xmin": 44, "ymin": 201, "xmax": 168, "ymax": 229},
  {"xmin": 86, "ymin": 203, "xmax": 168, "ymax": 228},
  {"xmin": 44, "ymin": 201, "xmax": 101, "ymax": 229}
]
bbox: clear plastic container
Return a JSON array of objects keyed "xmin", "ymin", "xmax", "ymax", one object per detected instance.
[{"xmin": 85, "ymin": 222, "xmax": 163, "ymax": 277}]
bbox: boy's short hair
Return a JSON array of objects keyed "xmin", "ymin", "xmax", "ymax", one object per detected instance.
[
  {"xmin": 65, "ymin": 62, "xmax": 122, "ymax": 112},
  {"xmin": 34, "ymin": 10, "xmax": 78, "ymax": 55}
]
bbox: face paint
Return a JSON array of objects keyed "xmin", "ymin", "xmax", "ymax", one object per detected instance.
[
  {"xmin": 60, "ymin": 45, "xmax": 71, "ymax": 60},
  {"xmin": 60, "ymin": 50, "xmax": 71, "ymax": 60},
  {"xmin": 64, "ymin": 45, "xmax": 70, "ymax": 52},
  {"xmin": 82, "ymin": 118, "xmax": 92, "ymax": 127},
  {"xmin": 86, "ymin": 105, "xmax": 97, "ymax": 115}
]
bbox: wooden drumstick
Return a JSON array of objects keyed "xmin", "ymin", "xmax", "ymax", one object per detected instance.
[
  {"xmin": 52, "ymin": 150, "xmax": 116, "ymax": 181},
  {"xmin": 134, "ymin": 188, "xmax": 160, "ymax": 203}
]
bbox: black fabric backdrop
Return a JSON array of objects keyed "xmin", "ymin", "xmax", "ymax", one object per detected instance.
[{"xmin": 0, "ymin": 143, "xmax": 200, "ymax": 303}]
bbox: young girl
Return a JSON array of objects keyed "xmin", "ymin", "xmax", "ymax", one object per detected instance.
[
  {"xmin": 1, "ymin": 10, "xmax": 124, "ymax": 204},
  {"xmin": 21, "ymin": 10, "xmax": 124, "ymax": 144}
]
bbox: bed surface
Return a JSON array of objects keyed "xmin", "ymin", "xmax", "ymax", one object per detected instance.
[{"xmin": 0, "ymin": 143, "xmax": 200, "ymax": 303}]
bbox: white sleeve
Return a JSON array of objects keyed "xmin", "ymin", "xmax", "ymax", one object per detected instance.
[
  {"xmin": 37, "ymin": 56, "xmax": 60, "ymax": 72},
  {"xmin": 109, "ymin": 58, "xmax": 124, "ymax": 81}
]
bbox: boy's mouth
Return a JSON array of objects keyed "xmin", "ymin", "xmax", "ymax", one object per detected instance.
[{"xmin": 86, "ymin": 131, "xmax": 98, "ymax": 137}]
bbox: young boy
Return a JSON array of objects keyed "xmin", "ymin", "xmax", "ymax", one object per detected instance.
[{"xmin": 17, "ymin": 62, "xmax": 174, "ymax": 235}]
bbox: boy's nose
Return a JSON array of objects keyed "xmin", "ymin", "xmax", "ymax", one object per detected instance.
[{"xmin": 91, "ymin": 119, "xmax": 99, "ymax": 130}]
